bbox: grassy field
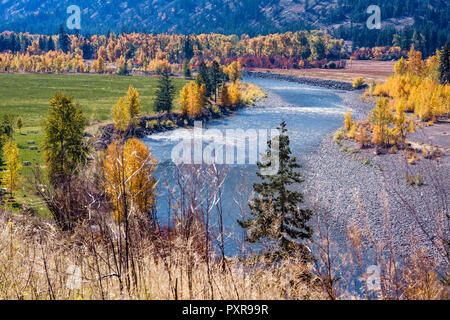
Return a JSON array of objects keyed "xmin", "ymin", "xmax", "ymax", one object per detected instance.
[{"xmin": 0, "ymin": 73, "xmax": 189, "ymax": 214}]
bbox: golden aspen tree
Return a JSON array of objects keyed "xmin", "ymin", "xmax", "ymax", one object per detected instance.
[
  {"xmin": 394, "ymin": 57, "xmax": 407, "ymax": 75},
  {"xmin": 104, "ymin": 138, "xmax": 158, "ymax": 222},
  {"xmin": 369, "ymin": 97, "xmax": 392, "ymax": 146},
  {"xmin": 356, "ymin": 125, "xmax": 368, "ymax": 148},
  {"xmin": 228, "ymin": 80, "xmax": 241, "ymax": 105},
  {"xmin": 2, "ymin": 140, "xmax": 22, "ymax": 198},
  {"xmin": 125, "ymin": 85, "xmax": 142, "ymax": 128},
  {"xmin": 180, "ymin": 83, "xmax": 190, "ymax": 116},
  {"xmin": 179, "ymin": 81, "xmax": 206, "ymax": 118},
  {"xmin": 347, "ymin": 123, "xmax": 357, "ymax": 139},
  {"xmin": 218, "ymin": 84, "xmax": 232, "ymax": 107},
  {"xmin": 113, "ymin": 97, "xmax": 130, "ymax": 132},
  {"xmin": 406, "ymin": 47, "xmax": 424, "ymax": 76},
  {"xmin": 371, "ymin": 125, "xmax": 383, "ymax": 146},
  {"xmin": 224, "ymin": 61, "xmax": 241, "ymax": 82},
  {"xmin": 392, "ymin": 99, "xmax": 415, "ymax": 147},
  {"xmin": 344, "ymin": 109, "xmax": 353, "ymax": 131}
]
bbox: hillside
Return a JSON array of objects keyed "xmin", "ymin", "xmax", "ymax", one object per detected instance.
[{"xmin": 1, "ymin": 1, "xmax": 448, "ymax": 51}]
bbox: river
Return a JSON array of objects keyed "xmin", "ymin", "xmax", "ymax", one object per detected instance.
[{"xmin": 142, "ymin": 76, "xmax": 349, "ymax": 255}]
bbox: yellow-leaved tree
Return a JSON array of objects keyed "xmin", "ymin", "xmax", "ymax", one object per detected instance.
[
  {"xmin": 104, "ymin": 138, "xmax": 158, "ymax": 222},
  {"xmin": 2, "ymin": 140, "xmax": 22, "ymax": 198},
  {"xmin": 224, "ymin": 61, "xmax": 241, "ymax": 83},
  {"xmin": 125, "ymin": 85, "xmax": 142, "ymax": 128},
  {"xmin": 394, "ymin": 57, "xmax": 407, "ymax": 76},
  {"xmin": 218, "ymin": 84, "xmax": 231, "ymax": 107},
  {"xmin": 369, "ymin": 97, "xmax": 393, "ymax": 146},
  {"xmin": 112, "ymin": 97, "xmax": 130, "ymax": 132},
  {"xmin": 228, "ymin": 80, "xmax": 241, "ymax": 105},
  {"xmin": 179, "ymin": 81, "xmax": 206, "ymax": 118},
  {"xmin": 391, "ymin": 98, "xmax": 416, "ymax": 147},
  {"xmin": 344, "ymin": 109, "xmax": 353, "ymax": 131}
]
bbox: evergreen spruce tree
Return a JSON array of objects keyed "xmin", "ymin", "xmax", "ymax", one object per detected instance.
[
  {"xmin": 182, "ymin": 59, "xmax": 191, "ymax": 78},
  {"xmin": 238, "ymin": 121, "xmax": 313, "ymax": 261},
  {"xmin": 438, "ymin": 42, "xmax": 450, "ymax": 85},
  {"xmin": 58, "ymin": 24, "xmax": 70, "ymax": 53},
  {"xmin": 44, "ymin": 94, "xmax": 89, "ymax": 187},
  {"xmin": 199, "ymin": 61, "xmax": 213, "ymax": 97},
  {"xmin": 209, "ymin": 60, "xmax": 222, "ymax": 102},
  {"xmin": 183, "ymin": 35, "xmax": 194, "ymax": 61},
  {"xmin": 154, "ymin": 69, "xmax": 175, "ymax": 113},
  {"xmin": 47, "ymin": 36, "xmax": 55, "ymax": 51}
]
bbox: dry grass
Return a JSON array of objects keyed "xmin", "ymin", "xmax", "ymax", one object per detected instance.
[{"xmin": 0, "ymin": 210, "xmax": 325, "ymax": 300}]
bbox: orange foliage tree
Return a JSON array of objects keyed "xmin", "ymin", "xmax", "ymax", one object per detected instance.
[{"xmin": 103, "ymin": 138, "xmax": 158, "ymax": 221}]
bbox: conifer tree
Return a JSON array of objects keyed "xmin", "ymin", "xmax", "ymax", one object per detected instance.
[
  {"xmin": 238, "ymin": 121, "xmax": 313, "ymax": 261},
  {"xmin": 182, "ymin": 59, "xmax": 191, "ymax": 78},
  {"xmin": 47, "ymin": 36, "xmax": 55, "ymax": 51},
  {"xmin": 16, "ymin": 116, "xmax": 23, "ymax": 134},
  {"xmin": 438, "ymin": 42, "xmax": 450, "ymax": 85},
  {"xmin": 58, "ymin": 24, "xmax": 70, "ymax": 53},
  {"xmin": 44, "ymin": 94, "xmax": 88, "ymax": 187},
  {"xmin": 154, "ymin": 68, "xmax": 175, "ymax": 113},
  {"xmin": 209, "ymin": 60, "xmax": 222, "ymax": 101},
  {"xmin": 199, "ymin": 61, "xmax": 213, "ymax": 97}
]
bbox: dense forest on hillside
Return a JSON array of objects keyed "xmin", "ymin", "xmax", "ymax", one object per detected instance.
[
  {"xmin": 0, "ymin": 30, "xmax": 354, "ymax": 73},
  {"xmin": 0, "ymin": 0, "xmax": 448, "ymax": 54}
]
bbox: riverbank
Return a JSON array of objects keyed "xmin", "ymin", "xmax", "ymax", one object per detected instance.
[
  {"xmin": 251, "ymin": 81, "xmax": 447, "ymax": 265},
  {"xmin": 247, "ymin": 60, "xmax": 396, "ymax": 84},
  {"xmin": 244, "ymin": 70, "xmax": 356, "ymax": 91},
  {"xmin": 299, "ymin": 90, "xmax": 448, "ymax": 265}
]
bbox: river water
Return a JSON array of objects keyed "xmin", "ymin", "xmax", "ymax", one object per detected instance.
[{"xmin": 143, "ymin": 76, "xmax": 349, "ymax": 255}]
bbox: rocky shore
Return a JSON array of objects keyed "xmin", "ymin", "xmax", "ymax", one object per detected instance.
[
  {"xmin": 243, "ymin": 70, "xmax": 356, "ymax": 91},
  {"xmin": 253, "ymin": 84, "xmax": 447, "ymax": 265},
  {"xmin": 300, "ymin": 91, "xmax": 448, "ymax": 265},
  {"xmin": 95, "ymin": 104, "xmax": 243, "ymax": 150}
]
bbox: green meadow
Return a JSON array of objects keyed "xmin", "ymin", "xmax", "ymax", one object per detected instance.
[{"xmin": 0, "ymin": 73, "xmax": 189, "ymax": 213}]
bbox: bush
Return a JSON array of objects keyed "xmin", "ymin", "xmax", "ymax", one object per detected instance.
[
  {"xmin": 406, "ymin": 173, "xmax": 424, "ymax": 186},
  {"xmin": 164, "ymin": 120, "xmax": 176, "ymax": 128},
  {"xmin": 353, "ymin": 77, "xmax": 366, "ymax": 89},
  {"xmin": 146, "ymin": 120, "xmax": 159, "ymax": 129},
  {"xmin": 212, "ymin": 105, "xmax": 222, "ymax": 116},
  {"xmin": 334, "ymin": 130, "xmax": 345, "ymax": 145}
]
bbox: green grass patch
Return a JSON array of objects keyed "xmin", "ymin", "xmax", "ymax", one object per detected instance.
[{"xmin": 0, "ymin": 73, "xmax": 189, "ymax": 214}]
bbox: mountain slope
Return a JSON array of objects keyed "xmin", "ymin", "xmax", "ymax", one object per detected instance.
[{"xmin": 0, "ymin": 0, "xmax": 448, "ymax": 51}]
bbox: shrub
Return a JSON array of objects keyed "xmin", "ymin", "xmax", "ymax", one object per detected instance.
[
  {"xmin": 344, "ymin": 110, "xmax": 353, "ymax": 131},
  {"xmin": 333, "ymin": 130, "xmax": 345, "ymax": 145},
  {"xmin": 353, "ymin": 77, "xmax": 365, "ymax": 89},
  {"xmin": 347, "ymin": 123, "xmax": 357, "ymax": 139},
  {"xmin": 146, "ymin": 120, "xmax": 159, "ymax": 129},
  {"xmin": 406, "ymin": 173, "xmax": 424, "ymax": 186},
  {"xmin": 212, "ymin": 104, "xmax": 222, "ymax": 116}
]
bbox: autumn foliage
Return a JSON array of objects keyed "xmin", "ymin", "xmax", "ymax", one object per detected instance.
[
  {"xmin": 180, "ymin": 81, "xmax": 206, "ymax": 118},
  {"xmin": 103, "ymin": 138, "xmax": 158, "ymax": 221}
]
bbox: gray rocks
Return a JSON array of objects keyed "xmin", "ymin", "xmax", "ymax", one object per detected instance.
[{"xmin": 243, "ymin": 70, "xmax": 356, "ymax": 91}]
